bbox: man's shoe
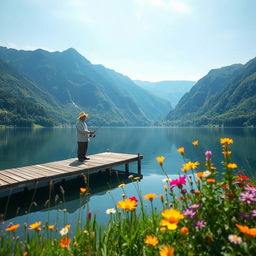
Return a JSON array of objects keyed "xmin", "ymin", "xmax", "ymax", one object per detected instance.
[
  {"xmin": 84, "ymin": 157, "xmax": 90, "ymax": 160},
  {"xmin": 78, "ymin": 159, "xmax": 85, "ymax": 162}
]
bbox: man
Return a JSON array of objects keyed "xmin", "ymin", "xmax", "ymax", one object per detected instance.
[{"xmin": 76, "ymin": 112, "xmax": 95, "ymax": 162}]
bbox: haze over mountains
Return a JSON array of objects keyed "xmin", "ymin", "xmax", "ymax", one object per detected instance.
[
  {"xmin": 0, "ymin": 46, "xmax": 171, "ymax": 126},
  {"xmin": 0, "ymin": 46, "xmax": 255, "ymax": 127}
]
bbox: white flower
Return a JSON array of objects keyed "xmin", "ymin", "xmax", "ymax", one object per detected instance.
[
  {"xmin": 162, "ymin": 178, "xmax": 172, "ymax": 183},
  {"xmin": 106, "ymin": 208, "xmax": 116, "ymax": 214},
  {"xmin": 202, "ymin": 171, "xmax": 211, "ymax": 178},
  {"xmin": 59, "ymin": 227, "xmax": 69, "ymax": 236}
]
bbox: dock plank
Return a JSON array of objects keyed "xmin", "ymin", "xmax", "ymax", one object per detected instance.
[{"xmin": 0, "ymin": 152, "xmax": 143, "ymax": 192}]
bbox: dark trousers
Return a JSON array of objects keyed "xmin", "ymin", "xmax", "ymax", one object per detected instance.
[{"xmin": 77, "ymin": 141, "xmax": 88, "ymax": 160}]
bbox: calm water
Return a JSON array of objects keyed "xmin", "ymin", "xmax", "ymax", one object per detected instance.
[{"xmin": 0, "ymin": 127, "xmax": 256, "ymax": 232}]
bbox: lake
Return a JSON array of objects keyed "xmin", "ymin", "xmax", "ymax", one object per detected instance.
[{"xmin": 0, "ymin": 127, "xmax": 256, "ymax": 232}]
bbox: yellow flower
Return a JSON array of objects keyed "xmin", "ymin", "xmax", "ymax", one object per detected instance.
[
  {"xmin": 236, "ymin": 224, "xmax": 256, "ymax": 237},
  {"xmin": 144, "ymin": 193, "xmax": 157, "ymax": 201},
  {"xmin": 160, "ymin": 209, "xmax": 184, "ymax": 230},
  {"xmin": 48, "ymin": 225, "xmax": 54, "ymax": 230},
  {"xmin": 80, "ymin": 187, "xmax": 87, "ymax": 193},
  {"xmin": 29, "ymin": 221, "xmax": 41, "ymax": 230},
  {"xmin": 180, "ymin": 226, "xmax": 189, "ymax": 235},
  {"xmin": 5, "ymin": 224, "xmax": 20, "ymax": 232},
  {"xmin": 220, "ymin": 138, "xmax": 233, "ymax": 145},
  {"xmin": 222, "ymin": 151, "xmax": 232, "ymax": 156},
  {"xmin": 144, "ymin": 235, "xmax": 159, "ymax": 246},
  {"xmin": 59, "ymin": 237, "xmax": 71, "ymax": 248},
  {"xmin": 227, "ymin": 163, "xmax": 237, "ymax": 169},
  {"xmin": 65, "ymin": 224, "xmax": 71, "ymax": 229},
  {"xmin": 156, "ymin": 156, "xmax": 165, "ymax": 166},
  {"xmin": 118, "ymin": 184, "xmax": 125, "ymax": 188},
  {"xmin": 117, "ymin": 198, "xmax": 137, "ymax": 211},
  {"xmin": 182, "ymin": 161, "xmax": 200, "ymax": 172},
  {"xmin": 159, "ymin": 245, "xmax": 175, "ymax": 256},
  {"xmin": 177, "ymin": 147, "xmax": 184, "ymax": 155},
  {"xmin": 192, "ymin": 140, "xmax": 199, "ymax": 147}
]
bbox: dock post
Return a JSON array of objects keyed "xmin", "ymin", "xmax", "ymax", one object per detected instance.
[
  {"xmin": 137, "ymin": 153, "xmax": 141, "ymax": 175},
  {"xmin": 125, "ymin": 163, "xmax": 129, "ymax": 174}
]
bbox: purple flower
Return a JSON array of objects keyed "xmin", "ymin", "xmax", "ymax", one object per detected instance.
[
  {"xmin": 189, "ymin": 204, "xmax": 200, "ymax": 209},
  {"xmin": 195, "ymin": 220, "xmax": 206, "ymax": 229},
  {"xmin": 244, "ymin": 185, "xmax": 256, "ymax": 193},
  {"xmin": 252, "ymin": 210, "xmax": 256, "ymax": 217},
  {"xmin": 240, "ymin": 191, "xmax": 256, "ymax": 204},
  {"xmin": 205, "ymin": 151, "xmax": 212, "ymax": 161},
  {"xmin": 181, "ymin": 189, "xmax": 187, "ymax": 194},
  {"xmin": 87, "ymin": 211, "xmax": 92, "ymax": 221},
  {"xmin": 240, "ymin": 212, "xmax": 250, "ymax": 220},
  {"xmin": 183, "ymin": 209, "xmax": 196, "ymax": 219}
]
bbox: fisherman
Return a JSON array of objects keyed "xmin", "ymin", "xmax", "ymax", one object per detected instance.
[{"xmin": 76, "ymin": 112, "xmax": 96, "ymax": 162}]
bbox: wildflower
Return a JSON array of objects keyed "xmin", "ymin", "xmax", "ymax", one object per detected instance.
[
  {"xmin": 65, "ymin": 224, "xmax": 71, "ymax": 229},
  {"xmin": 87, "ymin": 211, "xmax": 92, "ymax": 221},
  {"xmin": 129, "ymin": 196, "xmax": 138, "ymax": 202},
  {"xmin": 194, "ymin": 190, "xmax": 201, "ymax": 195},
  {"xmin": 220, "ymin": 138, "xmax": 233, "ymax": 145},
  {"xmin": 227, "ymin": 163, "xmax": 237, "ymax": 169},
  {"xmin": 237, "ymin": 174, "xmax": 249, "ymax": 181},
  {"xmin": 182, "ymin": 161, "xmax": 200, "ymax": 172},
  {"xmin": 48, "ymin": 225, "xmax": 54, "ymax": 230},
  {"xmin": 162, "ymin": 178, "xmax": 172, "ymax": 183},
  {"xmin": 207, "ymin": 178, "xmax": 216, "ymax": 184},
  {"xmin": 205, "ymin": 151, "xmax": 212, "ymax": 161},
  {"xmin": 159, "ymin": 245, "xmax": 175, "ymax": 256},
  {"xmin": 189, "ymin": 204, "xmax": 200, "ymax": 209},
  {"xmin": 160, "ymin": 209, "xmax": 184, "ymax": 230},
  {"xmin": 222, "ymin": 151, "xmax": 232, "ymax": 156},
  {"xmin": 228, "ymin": 234, "xmax": 242, "ymax": 244},
  {"xmin": 80, "ymin": 187, "xmax": 87, "ymax": 193},
  {"xmin": 183, "ymin": 208, "xmax": 196, "ymax": 219},
  {"xmin": 244, "ymin": 185, "xmax": 256, "ymax": 192},
  {"xmin": 252, "ymin": 210, "xmax": 256, "ymax": 217},
  {"xmin": 236, "ymin": 224, "xmax": 256, "ymax": 237},
  {"xmin": 240, "ymin": 191, "xmax": 256, "ymax": 204},
  {"xmin": 59, "ymin": 237, "xmax": 71, "ymax": 248},
  {"xmin": 177, "ymin": 147, "xmax": 184, "ymax": 155},
  {"xmin": 5, "ymin": 224, "xmax": 20, "ymax": 232},
  {"xmin": 170, "ymin": 176, "xmax": 186, "ymax": 188},
  {"xmin": 118, "ymin": 184, "xmax": 125, "ymax": 188},
  {"xmin": 195, "ymin": 220, "xmax": 206, "ymax": 230},
  {"xmin": 23, "ymin": 252, "xmax": 28, "ymax": 256},
  {"xmin": 144, "ymin": 193, "xmax": 157, "ymax": 201},
  {"xmin": 144, "ymin": 235, "xmax": 159, "ymax": 246},
  {"xmin": 117, "ymin": 198, "xmax": 137, "ymax": 211},
  {"xmin": 196, "ymin": 172, "xmax": 204, "ymax": 179},
  {"xmin": 156, "ymin": 156, "xmax": 165, "ymax": 166},
  {"xmin": 163, "ymin": 184, "xmax": 168, "ymax": 191},
  {"xmin": 180, "ymin": 226, "xmax": 189, "ymax": 235},
  {"xmin": 192, "ymin": 140, "xmax": 199, "ymax": 147},
  {"xmin": 60, "ymin": 227, "xmax": 69, "ymax": 236},
  {"xmin": 29, "ymin": 221, "xmax": 41, "ymax": 231},
  {"xmin": 106, "ymin": 208, "xmax": 116, "ymax": 214}
]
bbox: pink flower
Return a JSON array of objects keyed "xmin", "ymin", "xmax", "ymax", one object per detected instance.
[
  {"xmin": 228, "ymin": 234, "xmax": 242, "ymax": 244},
  {"xmin": 129, "ymin": 196, "xmax": 138, "ymax": 202},
  {"xmin": 205, "ymin": 151, "xmax": 212, "ymax": 161},
  {"xmin": 170, "ymin": 176, "xmax": 186, "ymax": 188}
]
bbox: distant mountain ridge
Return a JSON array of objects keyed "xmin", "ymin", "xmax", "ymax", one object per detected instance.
[
  {"xmin": 0, "ymin": 46, "xmax": 171, "ymax": 126},
  {"xmin": 134, "ymin": 80, "xmax": 195, "ymax": 107},
  {"xmin": 166, "ymin": 57, "xmax": 256, "ymax": 127}
]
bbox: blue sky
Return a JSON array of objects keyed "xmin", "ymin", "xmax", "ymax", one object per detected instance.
[{"xmin": 1, "ymin": 0, "xmax": 256, "ymax": 81}]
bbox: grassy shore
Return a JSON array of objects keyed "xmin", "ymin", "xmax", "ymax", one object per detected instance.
[{"xmin": 1, "ymin": 138, "xmax": 256, "ymax": 255}]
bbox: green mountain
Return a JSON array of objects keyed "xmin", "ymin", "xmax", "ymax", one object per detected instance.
[
  {"xmin": 134, "ymin": 80, "xmax": 195, "ymax": 107},
  {"xmin": 166, "ymin": 58, "xmax": 256, "ymax": 127},
  {"xmin": 0, "ymin": 47, "xmax": 171, "ymax": 126}
]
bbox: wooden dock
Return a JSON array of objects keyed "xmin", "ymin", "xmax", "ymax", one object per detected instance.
[{"xmin": 0, "ymin": 152, "xmax": 143, "ymax": 193}]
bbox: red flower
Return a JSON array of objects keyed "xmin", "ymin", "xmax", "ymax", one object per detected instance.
[{"xmin": 237, "ymin": 174, "xmax": 249, "ymax": 181}]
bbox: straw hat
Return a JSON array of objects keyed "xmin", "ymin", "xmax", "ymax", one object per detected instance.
[{"xmin": 77, "ymin": 112, "xmax": 89, "ymax": 119}]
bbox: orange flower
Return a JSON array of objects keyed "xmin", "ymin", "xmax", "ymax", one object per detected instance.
[
  {"xmin": 80, "ymin": 187, "xmax": 87, "ymax": 193},
  {"xmin": 144, "ymin": 235, "xmax": 159, "ymax": 246},
  {"xmin": 222, "ymin": 151, "xmax": 232, "ymax": 156},
  {"xmin": 236, "ymin": 224, "xmax": 256, "ymax": 237},
  {"xmin": 180, "ymin": 226, "xmax": 189, "ymax": 235},
  {"xmin": 144, "ymin": 193, "xmax": 157, "ymax": 201},
  {"xmin": 159, "ymin": 245, "xmax": 175, "ymax": 256},
  {"xmin": 29, "ymin": 221, "xmax": 41, "ymax": 231},
  {"xmin": 220, "ymin": 138, "xmax": 233, "ymax": 145},
  {"xmin": 192, "ymin": 140, "xmax": 199, "ymax": 147},
  {"xmin": 207, "ymin": 178, "xmax": 216, "ymax": 184},
  {"xmin": 59, "ymin": 237, "xmax": 71, "ymax": 248},
  {"xmin": 196, "ymin": 172, "xmax": 204, "ymax": 179},
  {"xmin": 194, "ymin": 190, "xmax": 201, "ymax": 195},
  {"xmin": 227, "ymin": 163, "xmax": 237, "ymax": 169},
  {"xmin": 48, "ymin": 225, "xmax": 54, "ymax": 230},
  {"xmin": 117, "ymin": 198, "xmax": 137, "ymax": 211},
  {"xmin": 177, "ymin": 147, "xmax": 184, "ymax": 155},
  {"xmin": 5, "ymin": 224, "xmax": 20, "ymax": 232},
  {"xmin": 23, "ymin": 252, "xmax": 28, "ymax": 256},
  {"xmin": 156, "ymin": 156, "xmax": 165, "ymax": 166}
]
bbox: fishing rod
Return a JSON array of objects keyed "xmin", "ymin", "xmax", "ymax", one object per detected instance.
[{"xmin": 89, "ymin": 124, "xmax": 104, "ymax": 138}]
